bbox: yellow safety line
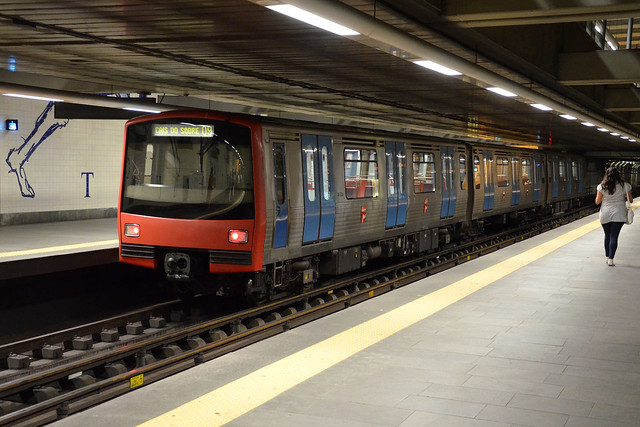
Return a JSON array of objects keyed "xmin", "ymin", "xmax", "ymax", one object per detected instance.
[
  {"xmin": 0, "ymin": 240, "xmax": 119, "ymax": 259},
  {"xmin": 141, "ymin": 217, "xmax": 603, "ymax": 427}
]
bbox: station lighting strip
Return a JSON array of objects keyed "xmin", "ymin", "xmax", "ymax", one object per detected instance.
[
  {"xmin": 1, "ymin": 87, "xmax": 165, "ymax": 114},
  {"xmin": 262, "ymin": 0, "xmax": 639, "ymax": 143}
]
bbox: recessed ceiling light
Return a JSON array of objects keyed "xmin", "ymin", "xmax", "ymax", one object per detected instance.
[
  {"xmin": 266, "ymin": 4, "xmax": 359, "ymax": 36},
  {"xmin": 413, "ymin": 60, "xmax": 462, "ymax": 76},
  {"xmin": 560, "ymin": 114, "xmax": 577, "ymax": 120},
  {"xmin": 581, "ymin": 122, "xmax": 595, "ymax": 127},
  {"xmin": 531, "ymin": 103, "xmax": 552, "ymax": 111},
  {"xmin": 486, "ymin": 87, "xmax": 517, "ymax": 97},
  {"xmin": 597, "ymin": 127, "xmax": 609, "ymax": 132}
]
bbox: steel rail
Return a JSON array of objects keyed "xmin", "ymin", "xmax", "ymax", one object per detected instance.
[{"xmin": 0, "ymin": 205, "xmax": 597, "ymax": 425}]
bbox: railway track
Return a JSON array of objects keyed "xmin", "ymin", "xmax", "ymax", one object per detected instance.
[{"xmin": 0, "ymin": 206, "xmax": 597, "ymax": 426}]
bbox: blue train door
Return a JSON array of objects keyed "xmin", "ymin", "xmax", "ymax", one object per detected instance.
[
  {"xmin": 532, "ymin": 155, "xmax": 542, "ymax": 202},
  {"xmin": 483, "ymin": 151, "xmax": 495, "ymax": 211},
  {"xmin": 301, "ymin": 134, "xmax": 335, "ymax": 244},
  {"xmin": 566, "ymin": 160, "xmax": 572, "ymax": 195},
  {"xmin": 317, "ymin": 136, "xmax": 335, "ymax": 240},
  {"xmin": 551, "ymin": 156, "xmax": 559, "ymax": 198},
  {"xmin": 511, "ymin": 156, "xmax": 520, "ymax": 206},
  {"xmin": 578, "ymin": 161, "xmax": 584, "ymax": 193},
  {"xmin": 273, "ymin": 143, "xmax": 288, "ymax": 248},
  {"xmin": 385, "ymin": 142, "xmax": 407, "ymax": 228},
  {"xmin": 440, "ymin": 146, "xmax": 456, "ymax": 218}
]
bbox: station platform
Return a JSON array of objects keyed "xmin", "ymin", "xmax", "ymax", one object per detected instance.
[
  {"xmin": 0, "ymin": 218, "xmax": 118, "ymax": 280},
  {"xmin": 54, "ymin": 208, "xmax": 640, "ymax": 427}
]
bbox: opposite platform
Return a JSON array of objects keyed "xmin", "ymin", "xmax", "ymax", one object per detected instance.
[
  {"xmin": 54, "ymin": 208, "xmax": 640, "ymax": 426},
  {"xmin": 0, "ymin": 218, "xmax": 118, "ymax": 280}
]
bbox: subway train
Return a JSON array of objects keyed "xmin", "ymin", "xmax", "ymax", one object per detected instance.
[{"xmin": 118, "ymin": 110, "xmax": 601, "ymax": 301}]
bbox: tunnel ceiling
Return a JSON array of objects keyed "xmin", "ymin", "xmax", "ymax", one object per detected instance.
[{"xmin": 1, "ymin": 1, "xmax": 640, "ymax": 157}]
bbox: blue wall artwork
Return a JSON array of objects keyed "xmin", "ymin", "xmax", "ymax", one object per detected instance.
[{"xmin": 5, "ymin": 101, "xmax": 69, "ymax": 198}]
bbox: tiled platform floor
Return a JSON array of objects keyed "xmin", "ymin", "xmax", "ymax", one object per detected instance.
[
  {"xmin": 53, "ymin": 211, "xmax": 640, "ymax": 426},
  {"xmin": 0, "ymin": 218, "xmax": 118, "ymax": 278}
]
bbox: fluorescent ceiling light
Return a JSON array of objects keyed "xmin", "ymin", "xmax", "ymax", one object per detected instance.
[
  {"xmin": 267, "ymin": 4, "xmax": 359, "ymax": 36},
  {"xmin": 413, "ymin": 60, "xmax": 462, "ymax": 76},
  {"xmin": 611, "ymin": 132, "xmax": 620, "ymax": 136},
  {"xmin": 3, "ymin": 93, "xmax": 64, "ymax": 102},
  {"xmin": 581, "ymin": 122, "xmax": 595, "ymax": 127},
  {"xmin": 487, "ymin": 87, "xmax": 517, "ymax": 97},
  {"xmin": 531, "ymin": 103, "xmax": 552, "ymax": 111},
  {"xmin": 123, "ymin": 107, "xmax": 161, "ymax": 114},
  {"xmin": 560, "ymin": 114, "xmax": 577, "ymax": 120},
  {"xmin": 597, "ymin": 127, "xmax": 609, "ymax": 132},
  {"xmin": 621, "ymin": 136, "xmax": 629, "ymax": 139},
  {"xmin": 630, "ymin": 139, "xmax": 637, "ymax": 142}
]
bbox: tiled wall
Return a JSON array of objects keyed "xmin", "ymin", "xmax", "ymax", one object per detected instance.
[{"xmin": 0, "ymin": 98, "xmax": 126, "ymax": 224}]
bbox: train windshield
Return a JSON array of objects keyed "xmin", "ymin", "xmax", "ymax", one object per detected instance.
[{"xmin": 121, "ymin": 118, "xmax": 254, "ymax": 220}]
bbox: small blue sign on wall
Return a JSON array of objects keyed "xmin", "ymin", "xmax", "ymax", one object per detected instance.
[{"xmin": 6, "ymin": 119, "xmax": 18, "ymax": 131}]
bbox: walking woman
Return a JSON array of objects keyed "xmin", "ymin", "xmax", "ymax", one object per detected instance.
[{"xmin": 595, "ymin": 167, "xmax": 633, "ymax": 266}]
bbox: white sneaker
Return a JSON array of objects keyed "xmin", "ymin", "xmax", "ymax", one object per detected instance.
[{"xmin": 607, "ymin": 259, "xmax": 615, "ymax": 266}]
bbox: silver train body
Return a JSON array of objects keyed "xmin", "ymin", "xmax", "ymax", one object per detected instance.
[{"xmin": 256, "ymin": 120, "xmax": 590, "ymax": 296}]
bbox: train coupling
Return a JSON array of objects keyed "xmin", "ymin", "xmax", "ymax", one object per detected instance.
[{"xmin": 164, "ymin": 252, "xmax": 191, "ymax": 281}]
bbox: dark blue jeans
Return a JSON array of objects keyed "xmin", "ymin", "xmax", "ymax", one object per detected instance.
[{"xmin": 602, "ymin": 222, "xmax": 625, "ymax": 259}]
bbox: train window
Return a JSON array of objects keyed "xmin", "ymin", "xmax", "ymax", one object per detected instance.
[
  {"xmin": 571, "ymin": 161, "xmax": 578, "ymax": 180},
  {"xmin": 122, "ymin": 118, "xmax": 254, "ymax": 220},
  {"xmin": 559, "ymin": 161, "xmax": 567, "ymax": 182},
  {"xmin": 474, "ymin": 156, "xmax": 481, "ymax": 189},
  {"xmin": 143, "ymin": 145, "xmax": 154, "ymax": 185},
  {"xmin": 274, "ymin": 146, "xmax": 286, "ymax": 205},
  {"xmin": 344, "ymin": 148, "xmax": 379, "ymax": 199},
  {"xmin": 321, "ymin": 146, "xmax": 331, "ymax": 201},
  {"xmin": 511, "ymin": 157, "xmax": 519, "ymax": 185},
  {"xmin": 483, "ymin": 156, "xmax": 493, "ymax": 189},
  {"xmin": 386, "ymin": 150, "xmax": 395, "ymax": 196},
  {"xmin": 413, "ymin": 152, "xmax": 436, "ymax": 193},
  {"xmin": 496, "ymin": 156, "xmax": 509, "ymax": 187},
  {"xmin": 397, "ymin": 149, "xmax": 406, "ymax": 195},
  {"xmin": 579, "ymin": 161, "xmax": 584, "ymax": 181},
  {"xmin": 521, "ymin": 159, "xmax": 531, "ymax": 185},
  {"xmin": 459, "ymin": 154, "xmax": 467, "ymax": 190},
  {"xmin": 304, "ymin": 145, "xmax": 316, "ymax": 202}
]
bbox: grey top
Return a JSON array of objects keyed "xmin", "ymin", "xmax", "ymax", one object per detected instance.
[{"xmin": 597, "ymin": 182, "xmax": 631, "ymax": 224}]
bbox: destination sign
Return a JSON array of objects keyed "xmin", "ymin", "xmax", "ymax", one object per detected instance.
[{"xmin": 152, "ymin": 124, "xmax": 214, "ymax": 137}]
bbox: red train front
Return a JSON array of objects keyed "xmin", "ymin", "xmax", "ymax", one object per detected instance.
[{"xmin": 118, "ymin": 110, "xmax": 266, "ymax": 295}]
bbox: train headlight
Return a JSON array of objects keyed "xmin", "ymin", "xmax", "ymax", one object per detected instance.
[
  {"xmin": 124, "ymin": 223, "xmax": 141, "ymax": 237},
  {"xmin": 229, "ymin": 229, "xmax": 248, "ymax": 244}
]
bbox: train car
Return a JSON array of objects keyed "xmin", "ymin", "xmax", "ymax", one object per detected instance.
[
  {"xmin": 546, "ymin": 153, "xmax": 587, "ymax": 213},
  {"xmin": 469, "ymin": 148, "xmax": 548, "ymax": 232},
  {"xmin": 118, "ymin": 110, "xmax": 589, "ymax": 301},
  {"xmin": 118, "ymin": 111, "xmax": 266, "ymax": 295},
  {"xmin": 610, "ymin": 160, "xmax": 640, "ymax": 190}
]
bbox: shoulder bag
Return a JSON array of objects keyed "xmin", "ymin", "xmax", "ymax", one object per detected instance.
[{"xmin": 625, "ymin": 186, "xmax": 634, "ymax": 225}]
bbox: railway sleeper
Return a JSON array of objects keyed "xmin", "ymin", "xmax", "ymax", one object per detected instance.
[
  {"xmin": 67, "ymin": 374, "xmax": 96, "ymax": 390},
  {"xmin": 0, "ymin": 400, "xmax": 26, "ymax": 416},
  {"xmin": 33, "ymin": 385, "xmax": 59, "ymax": 403},
  {"xmin": 38, "ymin": 345, "xmax": 63, "ymax": 360},
  {"xmin": 5, "ymin": 354, "xmax": 30, "ymax": 370}
]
